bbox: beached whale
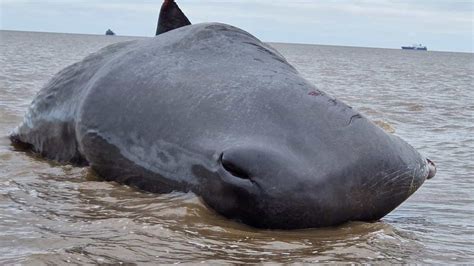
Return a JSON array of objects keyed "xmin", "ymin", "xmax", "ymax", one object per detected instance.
[{"xmin": 10, "ymin": 0, "xmax": 436, "ymax": 229}]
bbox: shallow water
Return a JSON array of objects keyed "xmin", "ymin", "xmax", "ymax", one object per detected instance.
[{"xmin": 0, "ymin": 30, "xmax": 473, "ymax": 264}]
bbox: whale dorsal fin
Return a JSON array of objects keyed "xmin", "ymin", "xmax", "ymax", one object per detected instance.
[{"xmin": 156, "ymin": 0, "xmax": 191, "ymax": 36}]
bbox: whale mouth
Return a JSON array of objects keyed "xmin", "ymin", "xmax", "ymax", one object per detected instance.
[{"xmin": 427, "ymin": 159, "xmax": 436, "ymax": 180}]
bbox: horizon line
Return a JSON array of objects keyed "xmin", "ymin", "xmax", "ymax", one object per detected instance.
[{"xmin": 1, "ymin": 28, "xmax": 472, "ymax": 55}]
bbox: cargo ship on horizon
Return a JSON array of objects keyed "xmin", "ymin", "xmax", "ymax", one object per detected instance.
[{"xmin": 402, "ymin": 44, "xmax": 427, "ymax": 51}]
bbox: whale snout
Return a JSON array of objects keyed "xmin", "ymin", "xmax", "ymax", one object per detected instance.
[
  {"xmin": 427, "ymin": 158, "xmax": 436, "ymax": 180},
  {"xmin": 197, "ymin": 143, "xmax": 434, "ymax": 229}
]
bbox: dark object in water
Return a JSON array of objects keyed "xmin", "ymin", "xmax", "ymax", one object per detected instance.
[
  {"xmin": 402, "ymin": 44, "xmax": 427, "ymax": 51},
  {"xmin": 105, "ymin": 29, "xmax": 116, "ymax": 36},
  {"xmin": 10, "ymin": 0, "xmax": 436, "ymax": 229}
]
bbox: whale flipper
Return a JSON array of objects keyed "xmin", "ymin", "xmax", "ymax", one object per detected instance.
[{"xmin": 156, "ymin": 0, "xmax": 191, "ymax": 35}]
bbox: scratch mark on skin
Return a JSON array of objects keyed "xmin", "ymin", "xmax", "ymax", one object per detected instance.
[
  {"xmin": 347, "ymin": 114, "xmax": 363, "ymax": 126},
  {"xmin": 308, "ymin": 91, "xmax": 320, "ymax": 97},
  {"xmin": 328, "ymin": 98, "xmax": 338, "ymax": 105}
]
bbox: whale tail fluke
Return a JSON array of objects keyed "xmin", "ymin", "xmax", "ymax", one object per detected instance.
[{"xmin": 156, "ymin": 0, "xmax": 191, "ymax": 36}]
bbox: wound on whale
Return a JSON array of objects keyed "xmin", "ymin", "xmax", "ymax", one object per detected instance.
[{"xmin": 10, "ymin": 0, "xmax": 436, "ymax": 229}]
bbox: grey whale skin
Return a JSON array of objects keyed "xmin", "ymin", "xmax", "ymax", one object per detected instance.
[{"xmin": 11, "ymin": 8, "xmax": 436, "ymax": 229}]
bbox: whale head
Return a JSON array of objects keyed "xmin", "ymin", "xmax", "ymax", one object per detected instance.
[{"xmin": 193, "ymin": 101, "xmax": 436, "ymax": 229}]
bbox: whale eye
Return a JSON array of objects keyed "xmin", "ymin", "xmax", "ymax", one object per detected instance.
[{"xmin": 219, "ymin": 153, "xmax": 251, "ymax": 180}]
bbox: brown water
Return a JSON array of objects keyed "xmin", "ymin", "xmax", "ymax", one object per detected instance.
[{"xmin": 0, "ymin": 30, "xmax": 473, "ymax": 264}]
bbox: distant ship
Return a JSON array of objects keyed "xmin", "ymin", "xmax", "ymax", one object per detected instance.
[
  {"xmin": 105, "ymin": 29, "xmax": 116, "ymax": 36},
  {"xmin": 402, "ymin": 44, "xmax": 427, "ymax": 51}
]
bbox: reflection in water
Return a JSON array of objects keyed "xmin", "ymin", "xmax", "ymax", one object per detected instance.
[{"xmin": 0, "ymin": 31, "xmax": 473, "ymax": 263}]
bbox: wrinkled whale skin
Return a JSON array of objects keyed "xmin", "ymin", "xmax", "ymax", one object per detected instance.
[{"xmin": 11, "ymin": 23, "xmax": 433, "ymax": 229}]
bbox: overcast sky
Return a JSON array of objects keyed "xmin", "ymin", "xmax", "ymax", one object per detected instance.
[{"xmin": 1, "ymin": 0, "xmax": 473, "ymax": 52}]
